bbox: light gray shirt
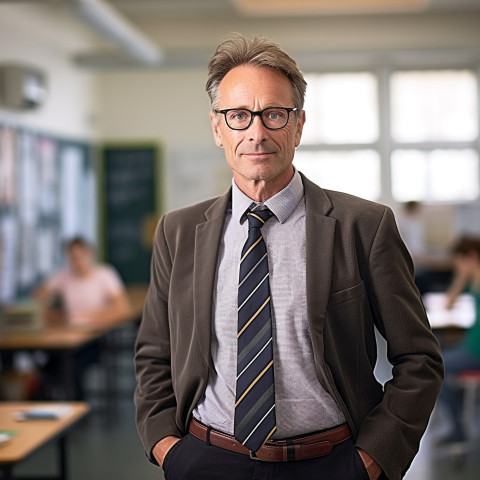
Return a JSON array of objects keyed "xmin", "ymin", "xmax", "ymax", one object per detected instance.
[{"xmin": 193, "ymin": 169, "xmax": 345, "ymax": 438}]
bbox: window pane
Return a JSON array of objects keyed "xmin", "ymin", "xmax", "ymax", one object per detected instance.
[
  {"xmin": 303, "ymin": 73, "xmax": 378, "ymax": 144},
  {"xmin": 391, "ymin": 70, "xmax": 478, "ymax": 142},
  {"xmin": 294, "ymin": 150, "xmax": 380, "ymax": 200},
  {"xmin": 391, "ymin": 149, "xmax": 479, "ymax": 202}
]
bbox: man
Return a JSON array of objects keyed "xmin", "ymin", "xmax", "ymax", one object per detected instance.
[{"xmin": 135, "ymin": 35, "xmax": 443, "ymax": 480}]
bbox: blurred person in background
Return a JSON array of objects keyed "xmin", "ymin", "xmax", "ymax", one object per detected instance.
[
  {"xmin": 438, "ymin": 235, "xmax": 480, "ymax": 443},
  {"xmin": 33, "ymin": 236, "xmax": 131, "ymax": 399},
  {"xmin": 34, "ymin": 236, "xmax": 131, "ymax": 326},
  {"xmin": 396, "ymin": 201, "xmax": 425, "ymax": 263},
  {"xmin": 135, "ymin": 34, "xmax": 443, "ymax": 480}
]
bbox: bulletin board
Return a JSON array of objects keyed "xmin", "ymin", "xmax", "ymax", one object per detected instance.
[
  {"xmin": 101, "ymin": 143, "xmax": 161, "ymax": 285},
  {"xmin": 0, "ymin": 124, "xmax": 94, "ymax": 303}
]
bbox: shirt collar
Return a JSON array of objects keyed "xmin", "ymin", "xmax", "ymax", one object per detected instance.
[{"xmin": 232, "ymin": 168, "xmax": 305, "ymax": 225}]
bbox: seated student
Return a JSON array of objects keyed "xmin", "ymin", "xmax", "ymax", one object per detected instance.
[
  {"xmin": 438, "ymin": 235, "xmax": 480, "ymax": 443},
  {"xmin": 34, "ymin": 236, "xmax": 131, "ymax": 326},
  {"xmin": 33, "ymin": 236, "xmax": 131, "ymax": 399}
]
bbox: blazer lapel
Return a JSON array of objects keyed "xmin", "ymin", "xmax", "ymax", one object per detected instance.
[
  {"xmin": 191, "ymin": 177, "xmax": 336, "ymax": 364},
  {"xmin": 193, "ymin": 188, "xmax": 231, "ymax": 366},
  {"xmin": 302, "ymin": 175, "xmax": 336, "ymax": 356}
]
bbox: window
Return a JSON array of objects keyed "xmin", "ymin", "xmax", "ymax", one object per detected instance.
[
  {"xmin": 294, "ymin": 150, "xmax": 380, "ymax": 200},
  {"xmin": 390, "ymin": 70, "xmax": 478, "ymax": 143},
  {"xmin": 390, "ymin": 70, "xmax": 479, "ymax": 202},
  {"xmin": 302, "ymin": 73, "xmax": 378, "ymax": 144},
  {"xmin": 296, "ymin": 72, "xmax": 380, "ymax": 201},
  {"xmin": 391, "ymin": 149, "xmax": 479, "ymax": 202},
  {"xmin": 296, "ymin": 67, "xmax": 480, "ymax": 204}
]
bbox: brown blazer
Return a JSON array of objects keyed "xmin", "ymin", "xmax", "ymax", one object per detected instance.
[{"xmin": 134, "ymin": 174, "xmax": 444, "ymax": 480}]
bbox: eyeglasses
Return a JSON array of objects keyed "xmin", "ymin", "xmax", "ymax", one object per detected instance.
[{"xmin": 214, "ymin": 107, "xmax": 298, "ymax": 130}]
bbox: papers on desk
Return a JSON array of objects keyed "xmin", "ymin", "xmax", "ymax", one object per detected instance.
[
  {"xmin": 423, "ymin": 292, "xmax": 476, "ymax": 329},
  {"xmin": 13, "ymin": 404, "xmax": 73, "ymax": 421},
  {"xmin": 0, "ymin": 431, "xmax": 15, "ymax": 446}
]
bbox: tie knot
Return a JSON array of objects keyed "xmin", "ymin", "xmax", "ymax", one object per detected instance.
[{"xmin": 246, "ymin": 208, "xmax": 273, "ymax": 229}]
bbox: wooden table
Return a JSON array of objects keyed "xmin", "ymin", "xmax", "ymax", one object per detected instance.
[
  {"xmin": 0, "ymin": 284, "xmax": 147, "ymax": 347},
  {"xmin": 0, "ymin": 285, "xmax": 148, "ymax": 400},
  {"xmin": 0, "ymin": 402, "xmax": 90, "ymax": 480}
]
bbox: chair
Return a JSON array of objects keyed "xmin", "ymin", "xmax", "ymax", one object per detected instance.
[{"xmin": 454, "ymin": 370, "xmax": 480, "ymax": 437}]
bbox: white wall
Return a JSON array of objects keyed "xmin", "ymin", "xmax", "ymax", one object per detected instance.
[
  {"xmin": 96, "ymin": 69, "xmax": 231, "ymax": 211},
  {"xmin": 0, "ymin": 5, "xmax": 100, "ymax": 140}
]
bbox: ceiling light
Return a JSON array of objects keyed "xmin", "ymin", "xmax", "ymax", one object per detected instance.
[{"xmin": 233, "ymin": 0, "xmax": 430, "ymax": 16}]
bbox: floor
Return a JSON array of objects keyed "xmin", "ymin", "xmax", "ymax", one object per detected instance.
[{"xmin": 8, "ymin": 334, "xmax": 480, "ymax": 480}]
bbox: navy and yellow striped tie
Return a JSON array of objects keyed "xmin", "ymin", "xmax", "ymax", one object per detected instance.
[{"xmin": 234, "ymin": 208, "xmax": 276, "ymax": 452}]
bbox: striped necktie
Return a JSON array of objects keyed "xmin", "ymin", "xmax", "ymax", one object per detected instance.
[{"xmin": 234, "ymin": 208, "xmax": 276, "ymax": 452}]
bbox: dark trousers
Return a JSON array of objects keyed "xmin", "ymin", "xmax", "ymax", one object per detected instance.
[{"xmin": 162, "ymin": 433, "xmax": 370, "ymax": 480}]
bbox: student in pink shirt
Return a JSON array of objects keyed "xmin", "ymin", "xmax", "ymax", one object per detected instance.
[
  {"xmin": 33, "ymin": 236, "xmax": 131, "ymax": 399},
  {"xmin": 35, "ymin": 236, "xmax": 131, "ymax": 326}
]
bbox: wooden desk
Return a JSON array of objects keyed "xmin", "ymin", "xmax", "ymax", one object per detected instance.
[
  {"xmin": 0, "ymin": 329, "xmax": 99, "ymax": 351},
  {"xmin": 0, "ymin": 327, "xmax": 103, "ymax": 400},
  {"xmin": 0, "ymin": 402, "xmax": 89, "ymax": 480},
  {"xmin": 0, "ymin": 285, "xmax": 147, "ymax": 400}
]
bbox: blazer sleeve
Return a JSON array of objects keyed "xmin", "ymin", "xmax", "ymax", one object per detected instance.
[
  {"xmin": 355, "ymin": 206, "xmax": 444, "ymax": 480},
  {"xmin": 134, "ymin": 215, "xmax": 182, "ymax": 463}
]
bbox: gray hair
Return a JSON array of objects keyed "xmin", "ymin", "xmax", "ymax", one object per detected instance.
[{"xmin": 206, "ymin": 34, "xmax": 307, "ymax": 111}]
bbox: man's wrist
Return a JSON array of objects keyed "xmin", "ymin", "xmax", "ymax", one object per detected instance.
[
  {"xmin": 357, "ymin": 448, "xmax": 382, "ymax": 480},
  {"xmin": 152, "ymin": 436, "xmax": 181, "ymax": 468}
]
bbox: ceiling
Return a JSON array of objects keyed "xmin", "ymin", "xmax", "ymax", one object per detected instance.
[
  {"xmin": 84, "ymin": 0, "xmax": 480, "ymax": 69},
  {"xmin": 2, "ymin": 0, "xmax": 480, "ymax": 69},
  {"xmin": 109, "ymin": 0, "xmax": 480, "ymax": 18}
]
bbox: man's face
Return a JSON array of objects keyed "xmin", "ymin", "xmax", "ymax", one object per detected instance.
[{"xmin": 210, "ymin": 64, "xmax": 305, "ymax": 191}]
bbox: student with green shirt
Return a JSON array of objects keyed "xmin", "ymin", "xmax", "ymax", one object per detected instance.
[{"xmin": 439, "ymin": 236, "xmax": 480, "ymax": 443}]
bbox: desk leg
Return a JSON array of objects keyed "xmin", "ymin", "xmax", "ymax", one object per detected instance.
[
  {"xmin": 0, "ymin": 437, "xmax": 70, "ymax": 480},
  {"xmin": 105, "ymin": 333, "xmax": 118, "ymax": 414},
  {"xmin": 0, "ymin": 465, "xmax": 13, "ymax": 480},
  {"xmin": 59, "ymin": 436, "xmax": 68, "ymax": 480},
  {"xmin": 59, "ymin": 351, "xmax": 77, "ymax": 400}
]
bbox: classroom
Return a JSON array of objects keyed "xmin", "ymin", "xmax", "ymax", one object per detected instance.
[{"xmin": 1, "ymin": 1, "xmax": 480, "ymax": 479}]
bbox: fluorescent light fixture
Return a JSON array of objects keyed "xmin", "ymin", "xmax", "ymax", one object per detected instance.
[
  {"xmin": 233, "ymin": 0, "xmax": 430, "ymax": 16},
  {"xmin": 69, "ymin": 0, "xmax": 163, "ymax": 65}
]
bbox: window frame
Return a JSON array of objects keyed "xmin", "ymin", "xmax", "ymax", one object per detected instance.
[{"xmin": 296, "ymin": 59, "xmax": 480, "ymax": 206}]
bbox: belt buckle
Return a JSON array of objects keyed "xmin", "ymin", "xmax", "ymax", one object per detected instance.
[{"xmin": 249, "ymin": 450, "xmax": 262, "ymax": 461}]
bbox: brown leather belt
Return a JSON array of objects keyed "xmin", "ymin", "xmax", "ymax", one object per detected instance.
[{"xmin": 189, "ymin": 419, "xmax": 351, "ymax": 462}]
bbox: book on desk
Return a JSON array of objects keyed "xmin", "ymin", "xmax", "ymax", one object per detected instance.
[
  {"xmin": 423, "ymin": 292, "xmax": 475, "ymax": 330},
  {"xmin": 13, "ymin": 404, "xmax": 73, "ymax": 421},
  {"xmin": 0, "ymin": 300, "xmax": 43, "ymax": 334}
]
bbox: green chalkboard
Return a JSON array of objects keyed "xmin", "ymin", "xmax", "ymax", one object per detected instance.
[{"xmin": 101, "ymin": 144, "xmax": 160, "ymax": 285}]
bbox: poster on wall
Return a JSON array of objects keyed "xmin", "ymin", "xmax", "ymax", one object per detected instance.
[
  {"xmin": 0, "ymin": 126, "xmax": 17, "ymax": 208},
  {"xmin": 37, "ymin": 137, "xmax": 60, "ymax": 277},
  {"xmin": 17, "ymin": 131, "xmax": 39, "ymax": 291},
  {"xmin": 0, "ymin": 214, "xmax": 18, "ymax": 303},
  {"xmin": 60, "ymin": 144, "xmax": 83, "ymax": 241}
]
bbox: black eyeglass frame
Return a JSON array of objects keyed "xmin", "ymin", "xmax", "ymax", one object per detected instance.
[{"xmin": 214, "ymin": 107, "xmax": 298, "ymax": 131}]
